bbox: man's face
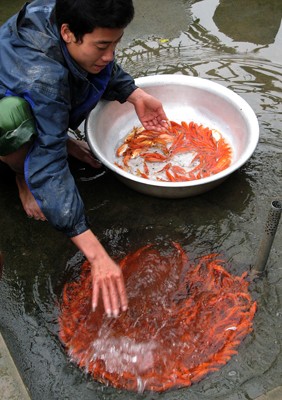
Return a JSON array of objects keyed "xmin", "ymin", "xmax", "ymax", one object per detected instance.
[{"xmin": 61, "ymin": 25, "xmax": 124, "ymax": 74}]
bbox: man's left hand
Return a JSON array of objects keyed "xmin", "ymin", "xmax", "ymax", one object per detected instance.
[
  {"xmin": 67, "ymin": 137, "xmax": 101, "ymax": 168},
  {"xmin": 127, "ymin": 88, "xmax": 169, "ymax": 131}
]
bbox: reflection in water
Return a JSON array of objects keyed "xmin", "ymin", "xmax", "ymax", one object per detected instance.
[
  {"xmin": 191, "ymin": 0, "xmax": 282, "ymax": 57},
  {"xmin": 213, "ymin": 0, "xmax": 282, "ymax": 45}
]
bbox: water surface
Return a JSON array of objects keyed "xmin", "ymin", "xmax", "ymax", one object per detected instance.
[{"xmin": 0, "ymin": 1, "xmax": 282, "ymax": 399}]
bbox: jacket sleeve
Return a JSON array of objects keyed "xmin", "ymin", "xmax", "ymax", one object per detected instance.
[{"xmin": 101, "ymin": 61, "xmax": 138, "ymax": 103}]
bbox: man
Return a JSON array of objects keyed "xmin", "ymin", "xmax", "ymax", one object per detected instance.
[{"xmin": 0, "ymin": 0, "xmax": 168, "ymax": 317}]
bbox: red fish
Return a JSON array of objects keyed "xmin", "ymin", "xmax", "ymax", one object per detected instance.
[
  {"xmin": 59, "ymin": 243, "xmax": 256, "ymax": 392},
  {"xmin": 115, "ymin": 121, "xmax": 232, "ymax": 181}
]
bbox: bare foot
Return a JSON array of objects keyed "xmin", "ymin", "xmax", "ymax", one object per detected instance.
[
  {"xmin": 16, "ymin": 175, "xmax": 47, "ymax": 221},
  {"xmin": 67, "ymin": 138, "xmax": 102, "ymax": 168}
]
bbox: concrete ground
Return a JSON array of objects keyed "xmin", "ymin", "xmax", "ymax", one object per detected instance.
[{"xmin": 0, "ymin": 333, "xmax": 31, "ymax": 400}]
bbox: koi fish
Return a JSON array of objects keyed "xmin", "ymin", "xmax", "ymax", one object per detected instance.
[
  {"xmin": 59, "ymin": 243, "xmax": 256, "ymax": 392},
  {"xmin": 115, "ymin": 120, "xmax": 232, "ymax": 182}
]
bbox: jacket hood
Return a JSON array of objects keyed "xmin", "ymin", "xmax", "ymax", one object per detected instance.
[{"xmin": 13, "ymin": 0, "xmax": 63, "ymax": 61}]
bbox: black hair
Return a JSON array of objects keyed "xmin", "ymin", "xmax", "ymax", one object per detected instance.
[{"xmin": 55, "ymin": 0, "xmax": 134, "ymax": 41}]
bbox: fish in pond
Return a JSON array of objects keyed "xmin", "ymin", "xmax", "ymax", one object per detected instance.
[{"xmin": 59, "ymin": 242, "xmax": 256, "ymax": 392}]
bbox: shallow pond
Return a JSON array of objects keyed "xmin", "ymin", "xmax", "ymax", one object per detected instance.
[{"xmin": 0, "ymin": 1, "xmax": 282, "ymax": 399}]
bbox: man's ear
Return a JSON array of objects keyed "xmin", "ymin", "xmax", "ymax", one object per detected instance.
[{"xmin": 60, "ymin": 23, "xmax": 74, "ymax": 43}]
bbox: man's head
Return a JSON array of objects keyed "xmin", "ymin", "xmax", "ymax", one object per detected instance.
[
  {"xmin": 55, "ymin": 0, "xmax": 134, "ymax": 42},
  {"xmin": 55, "ymin": 0, "xmax": 134, "ymax": 74}
]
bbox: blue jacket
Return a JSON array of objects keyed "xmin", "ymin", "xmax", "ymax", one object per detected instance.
[{"xmin": 0, "ymin": 0, "xmax": 137, "ymax": 237}]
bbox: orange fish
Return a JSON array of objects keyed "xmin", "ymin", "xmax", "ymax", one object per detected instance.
[
  {"xmin": 59, "ymin": 243, "xmax": 256, "ymax": 392},
  {"xmin": 115, "ymin": 120, "xmax": 232, "ymax": 182}
]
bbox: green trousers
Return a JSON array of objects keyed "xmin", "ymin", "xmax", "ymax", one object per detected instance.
[{"xmin": 0, "ymin": 96, "xmax": 37, "ymax": 156}]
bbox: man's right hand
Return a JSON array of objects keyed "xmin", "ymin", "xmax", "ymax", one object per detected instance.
[
  {"xmin": 91, "ymin": 253, "xmax": 128, "ymax": 317},
  {"xmin": 71, "ymin": 229, "xmax": 128, "ymax": 317}
]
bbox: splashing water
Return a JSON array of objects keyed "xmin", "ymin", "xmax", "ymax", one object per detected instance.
[
  {"xmin": 59, "ymin": 242, "xmax": 256, "ymax": 392},
  {"xmin": 84, "ymin": 337, "xmax": 156, "ymax": 374}
]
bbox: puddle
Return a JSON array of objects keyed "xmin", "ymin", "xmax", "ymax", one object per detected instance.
[{"xmin": 0, "ymin": 0, "xmax": 282, "ymax": 399}]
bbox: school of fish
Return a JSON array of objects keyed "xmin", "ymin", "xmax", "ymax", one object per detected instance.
[
  {"xmin": 115, "ymin": 120, "xmax": 232, "ymax": 182},
  {"xmin": 59, "ymin": 242, "xmax": 256, "ymax": 392}
]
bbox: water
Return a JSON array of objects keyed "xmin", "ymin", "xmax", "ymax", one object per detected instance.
[{"xmin": 0, "ymin": 0, "xmax": 282, "ymax": 399}]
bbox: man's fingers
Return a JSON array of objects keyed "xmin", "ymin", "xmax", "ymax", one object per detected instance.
[
  {"xmin": 116, "ymin": 275, "xmax": 128, "ymax": 312},
  {"xmin": 35, "ymin": 211, "xmax": 47, "ymax": 221},
  {"xmin": 92, "ymin": 279, "xmax": 100, "ymax": 312},
  {"xmin": 142, "ymin": 115, "xmax": 169, "ymax": 132},
  {"xmin": 88, "ymin": 158, "xmax": 102, "ymax": 169},
  {"xmin": 108, "ymin": 277, "xmax": 120, "ymax": 317},
  {"xmin": 91, "ymin": 269, "xmax": 128, "ymax": 317},
  {"xmin": 101, "ymin": 279, "xmax": 112, "ymax": 317}
]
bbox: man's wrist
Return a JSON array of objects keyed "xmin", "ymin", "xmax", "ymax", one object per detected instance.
[{"xmin": 126, "ymin": 87, "xmax": 145, "ymax": 105}]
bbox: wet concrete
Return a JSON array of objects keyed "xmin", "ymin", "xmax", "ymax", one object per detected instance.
[
  {"xmin": 256, "ymin": 387, "xmax": 282, "ymax": 400},
  {"xmin": 0, "ymin": 333, "xmax": 31, "ymax": 400}
]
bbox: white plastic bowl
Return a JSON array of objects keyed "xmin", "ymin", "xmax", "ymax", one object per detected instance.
[{"xmin": 86, "ymin": 75, "xmax": 259, "ymax": 198}]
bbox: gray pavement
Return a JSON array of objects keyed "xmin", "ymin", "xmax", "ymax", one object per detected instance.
[{"xmin": 0, "ymin": 333, "xmax": 31, "ymax": 400}]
